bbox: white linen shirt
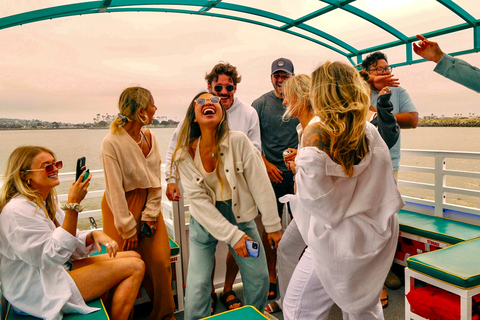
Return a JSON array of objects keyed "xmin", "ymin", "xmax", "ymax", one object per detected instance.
[
  {"xmin": 0, "ymin": 196, "xmax": 98, "ymax": 320},
  {"xmin": 280, "ymin": 122, "xmax": 404, "ymax": 313},
  {"xmin": 176, "ymin": 131, "xmax": 281, "ymax": 247}
]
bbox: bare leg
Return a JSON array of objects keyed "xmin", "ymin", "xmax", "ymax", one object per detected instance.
[
  {"xmin": 262, "ymin": 229, "xmax": 277, "ymax": 284},
  {"xmin": 221, "ymin": 251, "xmax": 241, "ymax": 309},
  {"xmin": 70, "ymin": 252, "xmax": 145, "ymax": 320}
]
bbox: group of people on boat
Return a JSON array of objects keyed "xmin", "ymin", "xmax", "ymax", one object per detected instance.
[{"xmin": 0, "ymin": 34, "xmax": 478, "ymax": 320}]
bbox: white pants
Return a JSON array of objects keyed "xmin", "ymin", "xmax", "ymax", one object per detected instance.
[
  {"xmin": 277, "ymin": 219, "xmax": 306, "ymax": 308},
  {"xmin": 283, "ymin": 247, "xmax": 384, "ymax": 320}
]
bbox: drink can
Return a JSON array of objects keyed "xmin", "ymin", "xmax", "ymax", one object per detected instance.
[{"xmin": 283, "ymin": 149, "xmax": 292, "ymax": 165}]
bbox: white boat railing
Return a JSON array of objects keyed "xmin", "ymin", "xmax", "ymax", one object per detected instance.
[
  {"xmin": 3, "ymin": 148, "xmax": 480, "ymax": 311},
  {"xmin": 399, "ymin": 149, "xmax": 480, "ymax": 224}
]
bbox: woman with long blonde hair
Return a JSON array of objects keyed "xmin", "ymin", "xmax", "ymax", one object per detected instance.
[
  {"xmin": 0, "ymin": 146, "xmax": 144, "ymax": 320},
  {"xmin": 171, "ymin": 91, "xmax": 282, "ymax": 319},
  {"xmin": 101, "ymin": 86, "xmax": 175, "ymax": 320},
  {"xmin": 280, "ymin": 61, "xmax": 404, "ymax": 319}
]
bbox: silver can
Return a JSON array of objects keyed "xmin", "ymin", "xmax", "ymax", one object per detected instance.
[{"xmin": 283, "ymin": 149, "xmax": 292, "ymax": 165}]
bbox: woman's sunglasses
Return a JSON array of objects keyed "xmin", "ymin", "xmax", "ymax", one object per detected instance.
[
  {"xmin": 26, "ymin": 161, "xmax": 63, "ymax": 174},
  {"xmin": 214, "ymin": 85, "xmax": 235, "ymax": 92},
  {"xmin": 195, "ymin": 96, "xmax": 221, "ymax": 106}
]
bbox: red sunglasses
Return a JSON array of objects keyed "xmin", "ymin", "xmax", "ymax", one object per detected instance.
[{"xmin": 26, "ymin": 161, "xmax": 63, "ymax": 174}]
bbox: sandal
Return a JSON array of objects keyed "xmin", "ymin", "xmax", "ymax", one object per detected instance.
[
  {"xmin": 380, "ymin": 285, "xmax": 388, "ymax": 309},
  {"xmin": 220, "ymin": 290, "xmax": 242, "ymax": 311},
  {"xmin": 265, "ymin": 301, "xmax": 281, "ymax": 314},
  {"xmin": 211, "ymin": 292, "xmax": 217, "ymax": 315},
  {"xmin": 268, "ymin": 282, "xmax": 277, "ymax": 300}
]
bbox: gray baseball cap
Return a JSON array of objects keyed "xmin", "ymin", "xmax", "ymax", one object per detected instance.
[{"xmin": 271, "ymin": 58, "xmax": 294, "ymax": 75}]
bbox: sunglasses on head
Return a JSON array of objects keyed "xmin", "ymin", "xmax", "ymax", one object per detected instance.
[
  {"xmin": 214, "ymin": 84, "xmax": 235, "ymax": 92},
  {"xmin": 26, "ymin": 161, "xmax": 63, "ymax": 174},
  {"xmin": 195, "ymin": 96, "xmax": 221, "ymax": 106}
]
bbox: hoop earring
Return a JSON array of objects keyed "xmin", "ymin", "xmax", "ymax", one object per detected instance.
[{"xmin": 27, "ymin": 179, "xmax": 31, "ymax": 185}]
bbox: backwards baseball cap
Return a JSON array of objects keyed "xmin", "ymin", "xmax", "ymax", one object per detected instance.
[{"xmin": 271, "ymin": 58, "xmax": 294, "ymax": 75}]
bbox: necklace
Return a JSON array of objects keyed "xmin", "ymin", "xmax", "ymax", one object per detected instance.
[{"xmin": 135, "ymin": 131, "xmax": 143, "ymax": 145}]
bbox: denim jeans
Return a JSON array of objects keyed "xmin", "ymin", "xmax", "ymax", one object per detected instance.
[{"xmin": 184, "ymin": 200, "xmax": 269, "ymax": 320}]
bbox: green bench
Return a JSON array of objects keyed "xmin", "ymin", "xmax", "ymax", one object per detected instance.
[
  {"xmin": 2, "ymin": 298, "xmax": 108, "ymax": 320},
  {"xmin": 406, "ymin": 238, "xmax": 480, "ymax": 320},
  {"xmin": 400, "ymin": 209, "xmax": 480, "ymax": 319},
  {"xmin": 200, "ymin": 306, "xmax": 267, "ymax": 319},
  {"xmin": 398, "ymin": 209, "xmax": 480, "ymax": 246}
]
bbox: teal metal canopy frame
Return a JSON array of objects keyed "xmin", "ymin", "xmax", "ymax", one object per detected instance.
[{"xmin": 1, "ymin": 0, "xmax": 479, "ymax": 68}]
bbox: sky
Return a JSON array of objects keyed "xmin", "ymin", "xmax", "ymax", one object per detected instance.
[{"xmin": 1, "ymin": 0, "xmax": 480, "ymax": 124}]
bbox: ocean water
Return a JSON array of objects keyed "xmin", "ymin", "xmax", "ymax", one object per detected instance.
[{"xmin": 1, "ymin": 126, "xmax": 480, "ymax": 227}]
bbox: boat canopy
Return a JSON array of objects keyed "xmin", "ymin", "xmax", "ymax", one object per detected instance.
[{"xmin": 1, "ymin": 0, "xmax": 479, "ymax": 67}]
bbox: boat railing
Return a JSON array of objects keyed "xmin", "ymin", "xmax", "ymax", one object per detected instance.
[{"xmin": 399, "ymin": 149, "xmax": 480, "ymax": 224}]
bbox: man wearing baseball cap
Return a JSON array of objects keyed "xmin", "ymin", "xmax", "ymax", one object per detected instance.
[{"xmin": 252, "ymin": 58, "xmax": 299, "ymax": 304}]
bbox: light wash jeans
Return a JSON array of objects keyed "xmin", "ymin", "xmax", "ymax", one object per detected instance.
[{"xmin": 184, "ymin": 200, "xmax": 269, "ymax": 320}]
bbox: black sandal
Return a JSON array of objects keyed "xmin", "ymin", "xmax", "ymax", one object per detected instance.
[
  {"xmin": 268, "ymin": 282, "xmax": 278, "ymax": 300},
  {"xmin": 211, "ymin": 292, "xmax": 217, "ymax": 315},
  {"xmin": 220, "ymin": 290, "xmax": 242, "ymax": 310}
]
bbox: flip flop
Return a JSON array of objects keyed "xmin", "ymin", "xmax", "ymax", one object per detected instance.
[
  {"xmin": 381, "ymin": 285, "xmax": 388, "ymax": 309},
  {"xmin": 268, "ymin": 282, "xmax": 278, "ymax": 300},
  {"xmin": 220, "ymin": 290, "xmax": 242, "ymax": 311},
  {"xmin": 211, "ymin": 292, "xmax": 217, "ymax": 315},
  {"xmin": 265, "ymin": 301, "xmax": 281, "ymax": 314}
]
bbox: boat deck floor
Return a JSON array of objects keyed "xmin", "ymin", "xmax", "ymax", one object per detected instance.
[{"xmin": 134, "ymin": 265, "xmax": 406, "ymax": 320}]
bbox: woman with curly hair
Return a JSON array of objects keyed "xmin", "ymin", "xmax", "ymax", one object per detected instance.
[{"xmin": 280, "ymin": 61, "xmax": 404, "ymax": 319}]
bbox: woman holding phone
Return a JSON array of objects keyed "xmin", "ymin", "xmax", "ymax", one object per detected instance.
[
  {"xmin": 0, "ymin": 146, "xmax": 144, "ymax": 320},
  {"xmin": 101, "ymin": 86, "xmax": 175, "ymax": 320},
  {"xmin": 171, "ymin": 92, "xmax": 282, "ymax": 319}
]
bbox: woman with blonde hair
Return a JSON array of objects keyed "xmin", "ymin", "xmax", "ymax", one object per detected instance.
[
  {"xmin": 265, "ymin": 74, "xmax": 319, "ymax": 314},
  {"xmin": 171, "ymin": 91, "xmax": 282, "ymax": 319},
  {"xmin": 280, "ymin": 61, "xmax": 404, "ymax": 319},
  {"xmin": 0, "ymin": 146, "xmax": 144, "ymax": 320},
  {"xmin": 101, "ymin": 86, "xmax": 175, "ymax": 320}
]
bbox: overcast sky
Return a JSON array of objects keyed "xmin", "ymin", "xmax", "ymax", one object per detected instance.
[{"xmin": 1, "ymin": 0, "xmax": 480, "ymax": 124}]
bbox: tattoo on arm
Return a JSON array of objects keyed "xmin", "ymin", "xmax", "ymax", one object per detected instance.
[{"xmin": 303, "ymin": 125, "xmax": 330, "ymax": 153}]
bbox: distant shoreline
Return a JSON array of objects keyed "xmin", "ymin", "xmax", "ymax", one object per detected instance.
[
  {"xmin": 0, "ymin": 125, "xmax": 178, "ymax": 131},
  {"xmin": 1, "ymin": 120, "xmax": 479, "ymax": 129},
  {"xmin": 418, "ymin": 118, "xmax": 480, "ymax": 127}
]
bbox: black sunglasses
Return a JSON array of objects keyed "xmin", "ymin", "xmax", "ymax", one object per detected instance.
[{"xmin": 214, "ymin": 84, "xmax": 235, "ymax": 92}]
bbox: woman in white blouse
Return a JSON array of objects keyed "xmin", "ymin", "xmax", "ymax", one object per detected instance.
[
  {"xmin": 0, "ymin": 146, "xmax": 144, "ymax": 320},
  {"xmin": 280, "ymin": 61, "xmax": 404, "ymax": 319}
]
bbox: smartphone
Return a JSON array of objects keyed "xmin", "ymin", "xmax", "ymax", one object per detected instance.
[
  {"xmin": 141, "ymin": 222, "xmax": 152, "ymax": 238},
  {"xmin": 75, "ymin": 157, "xmax": 89, "ymax": 181},
  {"xmin": 246, "ymin": 240, "xmax": 259, "ymax": 258}
]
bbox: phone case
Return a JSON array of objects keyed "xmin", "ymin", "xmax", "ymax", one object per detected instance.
[
  {"xmin": 141, "ymin": 223, "xmax": 152, "ymax": 238},
  {"xmin": 246, "ymin": 240, "xmax": 259, "ymax": 258},
  {"xmin": 76, "ymin": 157, "xmax": 86, "ymax": 181}
]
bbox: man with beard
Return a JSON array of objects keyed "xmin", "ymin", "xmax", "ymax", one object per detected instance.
[
  {"xmin": 252, "ymin": 58, "xmax": 299, "ymax": 304},
  {"xmin": 165, "ymin": 62, "xmax": 261, "ymax": 315}
]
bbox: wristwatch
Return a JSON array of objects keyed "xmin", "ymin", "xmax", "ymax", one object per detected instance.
[{"xmin": 61, "ymin": 203, "xmax": 84, "ymax": 213}]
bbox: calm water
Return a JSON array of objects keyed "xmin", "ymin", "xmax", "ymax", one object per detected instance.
[{"xmin": 1, "ymin": 127, "xmax": 479, "ymax": 227}]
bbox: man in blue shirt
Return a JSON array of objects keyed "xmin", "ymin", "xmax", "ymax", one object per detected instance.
[{"xmin": 361, "ymin": 52, "xmax": 419, "ymax": 177}]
